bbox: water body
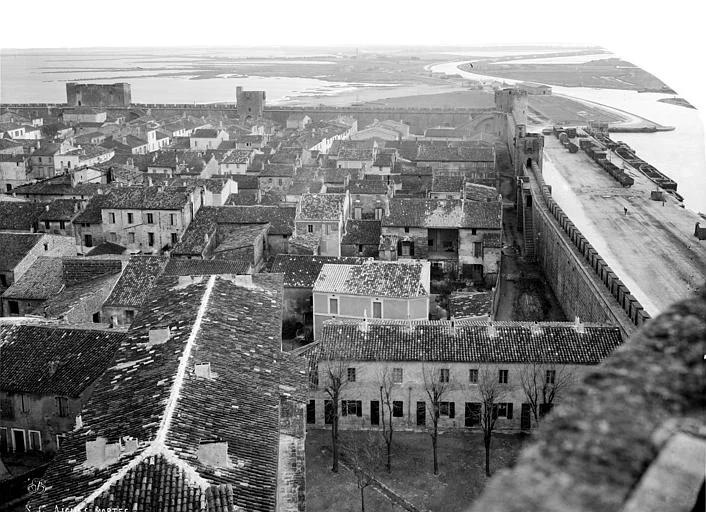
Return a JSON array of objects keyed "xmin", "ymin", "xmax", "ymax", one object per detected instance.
[
  {"xmin": 0, "ymin": 49, "xmax": 386, "ymax": 104},
  {"xmin": 430, "ymin": 61, "xmax": 706, "ymax": 213},
  {"xmin": 493, "ymin": 53, "xmax": 615, "ymax": 65}
]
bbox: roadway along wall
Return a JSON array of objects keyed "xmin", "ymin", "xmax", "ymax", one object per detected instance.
[{"xmin": 527, "ymin": 162, "xmax": 646, "ymax": 340}]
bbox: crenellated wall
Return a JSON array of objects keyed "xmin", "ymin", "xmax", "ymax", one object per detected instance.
[{"xmin": 526, "ymin": 161, "xmax": 649, "ymax": 339}]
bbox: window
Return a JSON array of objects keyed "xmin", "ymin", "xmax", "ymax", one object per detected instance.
[
  {"xmin": 499, "ymin": 369, "xmax": 509, "ymax": 384},
  {"xmin": 374, "ymin": 208, "xmax": 383, "ymax": 220},
  {"xmin": 354, "ymin": 207, "xmax": 362, "ymax": 220},
  {"xmin": 329, "ymin": 297, "xmax": 338, "ymax": 315},
  {"xmin": 358, "ymin": 244, "xmax": 364, "ymax": 253},
  {"xmin": 307, "ymin": 224, "xmax": 314, "ymax": 233},
  {"xmin": 324, "ymin": 400, "xmax": 334, "ymax": 424},
  {"xmin": 546, "ymin": 370, "xmax": 556, "ymax": 384},
  {"xmin": 392, "ymin": 368, "xmax": 403, "ymax": 383},
  {"xmin": 125, "ymin": 310, "xmax": 135, "ymax": 324},
  {"xmin": 439, "ymin": 401, "xmax": 455, "ymax": 418},
  {"xmin": 44, "ymin": 221, "xmax": 50, "ymax": 229},
  {"xmin": 392, "ymin": 401, "xmax": 404, "ymax": 417},
  {"xmin": 28, "ymin": 430, "xmax": 41, "ymax": 451},
  {"xmin": 428, "ymin": 238, "xmax": 434, "ymax": 247},
  {"xmin": 278, "ymin": 178, "xmax": 283, "ymax": 186},
  {"xmin": 128, "ymin": 232, "xmax": 135, "ymax": 244},
  {"xmin": 473, "ymin": 242, "xmax": 483, "ymax": 258},
  {"xmin": 0, "ymin": 398, "xmax": 14, "ymax": 419},
  {"xmin": 341, "ymin": 400, "xmax": 362, "ymax": 417},
  {"xmin": 147, "ymin": 213, "xmax": 154, "ymax": 224},
  {"xmin": 471, "ymin": 228, "xmax": 477, "ymax": 235},
  {"xmin": 56, "ymin": 434, "xmax": 67, "ymax": 450},
  {"xmin": 109, "ymin": 212, "xmax": 115, "ymax": 224},
  {"xmin": 171, "ymin": 233, "xmax": 179, "ymax": 245},
  {"xmin": 372, "ymin": 301, "xmax": 382, "ymax": 318},
  {"xmin": 43, "ymin": 243, "xmax": 48, "ymax": 251},
  {"xmin": 347, "ymin": 368, "xmax": 356, "ymax": 382},
  {"xmin": 439, "ymin": 368, "xmax": 450, "ymax": 383},
  {"xmin": 469, "ymin": 369, "xmax": 478, "ymax": 383},
  {"xmin": 20, "ymin": 395, "xmax": 30, "ymax": 413},
  {"xmin": 92, "ymin": 312, "xmax": 101, "ymax": 323},
  {"xmin": 148, "ymin": 232, "xmax": 155, "ymax": 247},
  {"xmin": 109, "ymin": 232, "xmax": 117, "ymax": 242},
  {"xmin": 8, "ymin": 301, "xmax": 19, "ymax": 315},
  {"xmin": 306, "ymin": 400, "xmax": 316, "ymax": 424},
  {"xmin": 59, "ymin": 221, "xmax": 66, "ymax": 230},
  {"xmin": 56, "ymin": 396, "xmax": 69, "ymax": 417},
  {"xmin": 170, "ymin": 214, "xmax": 176, "ymax": 226},
  {"xmin": 404, "ymin": 226, "xmax": 410, "ymax": 233},
  {"xmin": 84, "ymin": 234, "xmax": 93, "ymax": 247},
  {"xmin": 495, "ymin": 402, "xmax": 514, "ymax": 419},
  {"xmin": 0, "ymin": 274, "xmax": 6, "ymax": 287},
  {"xmin": 127, "ymin": 212, "xmax": 133, "ymax": 224}
]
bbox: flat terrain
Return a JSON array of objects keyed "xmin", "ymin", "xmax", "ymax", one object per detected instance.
[
  {"xmin": 306, "ymin": 429, "xmax": 525, "ymax": 512},
  {"xmin": 527, "ymin": 95, "xmax": 626, "ymax": 125},
  {"xmin": 542, "ymin": 135, "xmax": 706, "ymax": 316},
  {"xmin": 361, "ymin": 90, "xmax": 496, "ymax": 109}
]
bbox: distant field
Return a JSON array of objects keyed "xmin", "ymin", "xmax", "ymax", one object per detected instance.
[
  {"xmin": 364, "ymin": 90, "xmax": 496, "ymax": 109},
  {"xmin": 528, "ymin": 95, "xmax": 626, "ymax": 125}
]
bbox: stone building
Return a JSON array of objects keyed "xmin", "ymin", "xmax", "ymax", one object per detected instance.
[
  {"xmin": 236, "ymin": 86, "xmax": 266, "ymax": 120},
  {"xmin": 65, "ymin": 82, "xmax": 131, "ymax": 107},
  {"xmin": 312, "ymin": 260, "xmax": 430, "ymax": 338},
  {"xmin": 293, "ymin": 193, "xmax": 350, "ymax": 257},
  {"xmin": 0, "ymin": 324, "xmax": 125, "ymax": 455},
  {"xmin": 304, "ymin": 318, "xmax": 622, "ymax": 431}
]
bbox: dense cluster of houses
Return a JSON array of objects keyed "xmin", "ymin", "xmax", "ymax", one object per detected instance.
[{"xmin": 0, "ymin": 87, "xmax": 625, "ymax": 510}]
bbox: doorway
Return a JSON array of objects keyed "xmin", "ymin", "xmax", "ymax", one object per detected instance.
[
  {"xmin": 370, "ymin": 400, "xmax": 380, "ymax": 425},
  {"xmin": 306, "ymin": 400, "xmax": 316, "ymax": 424},
  {"xmin": 521, "ymin": 403, "xmax": 532, "ymax": 430},
  {"xmin": 416, "ymin": 401, "xmax": 426, "ymax": 426},
  {"xmin": 465, "ymin": 403, "xmax": 481, "ymax": 427},
  {"xmin": 12, "ymin": 429, "xmax": 25, "ymax": 453}
]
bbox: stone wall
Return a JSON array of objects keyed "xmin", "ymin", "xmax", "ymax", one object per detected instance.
[
  {"xmin": 277, "ymin": 397, "xmax": 306, "ymax": 512},
  {"xmin": 65, "ymin": 83, "xmax": 131, "ymax": 107},
  {"xmin": 528, "ymin": 162, "xmax": 648, "ymax": 338},
  {"xmin": 468, "ymin": 288, "xmax": 706, "ymax": 512}
]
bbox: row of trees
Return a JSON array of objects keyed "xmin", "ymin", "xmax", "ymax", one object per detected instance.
[{"xmin": 323, "ymin": 359, "xmax": 574, "ymax": 481}]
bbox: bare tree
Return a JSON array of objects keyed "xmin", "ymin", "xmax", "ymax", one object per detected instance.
[
  {"xmin": 421, "ymin": 363, "xmax": 452, "ymax": 475},
  {"xmin": 341, "ymin": 430, "xmax": 383, "ymax": 512},
  {"xmin": 377, "ymin": 367, "xmax": 396, "ymax": 473},
  {"xmin": 477, "ymin": 366, "xmax": 512, "ymax": 477},
  {"xmin": 519, "ymin": 362, "xmax": 574, "ymax": 426},
  {"xmin": 322, "ymin": 357, "xmax": 350, "ymax": 473}
]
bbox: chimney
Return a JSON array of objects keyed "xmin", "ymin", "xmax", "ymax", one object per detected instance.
[
  {"xmin": 487, "ymin": 321, "xmax": 497, "ymax": 338},
  {"xmin": 45, "ymin": 204, "xmax": 50, "ymax": 211},
  {"xmin": 574, "ymin": 316, "xmax": 585, "ymax": 334},
  {"xmin": 148, "ymin": 327, "xmax": 171, "ymax": 345},
  {"xmin": 194, "ymin": 362, "xmax": 212, "ymax": 379},
  {"xmin": 530, "ymin": 322, "xmax": 542, "ymax": 336},
  {"xmin": 449, "ymin": 316, "xmax": 456, "ymax": 335},
  {"xmin": 359, "ymin": 310, "xmax": 369, "ymax": 333}
]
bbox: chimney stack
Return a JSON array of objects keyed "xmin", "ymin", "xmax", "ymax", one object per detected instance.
[
  {"xmin": 573, "ymin": 316, "xmax": 585, "ymax": 334},
  {"xmin": 487, "ymin": 321, "xmax": 497, "ymax": 338}
]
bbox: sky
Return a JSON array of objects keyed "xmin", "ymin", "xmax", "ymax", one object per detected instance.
[{"xmin": 1, "ymin": 0, "xmax": 705, "ymax": 118}]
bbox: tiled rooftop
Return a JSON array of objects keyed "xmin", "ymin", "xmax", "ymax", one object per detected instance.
[
  {"xmin": 449, "ymin": 291, "xmax": 494, "ymax": 318},
  {"xmin": 0, "ymin": 201, "xmax": 48, "ymax": 230},
  {"xmin": 11, "ymin": 173, "xmax": 105, "ymax": 198},
  {"xmin": 414, "ymin": 141, "xmax": 495, "ymax": 162},
  {"xmin": 103, "ymin": 186, "xmax": 192, "ymax": 210},
  {"xmin": 315, "ymin": 319, "xmax": 623, "ymax": 364},
  {"xmin": 270, "ymin": 254, "xmax": 366, "ymax": 288},
  {"xmin": 163, "ymin": 258, "xmax": 251, "ymax": 276},
  {"xmin": 38, "ymin": 198, "xmax": 82, "ymax": 221},
  {"xmin": 314, "ymin": 260, "xmax": 429, "ymax": 298},
  {"xmin": 432, "ymin": 174, "xmax": 465, "ymax": 193},
  {"xmin": 0, "ymin": 324, "xmax": 125, "ymax": 396},
  {"xmin": 102, "ymin": 256, "xmax": 169, "ymax": 308},
  {"xmin": 296, "ymin": 193, "xmax": 346, "ymax": 221},
  {"xmin": 29, "ymin": 273, "xmax": 306, "ymax": 512},
  {"xmin": 261, "ymin": 163, "xmax": 296, "ymax": 177},
  {"xmin": 341, "ymin": 219, "xmax": 382, "ymax": 245},
  {"xmin": 382, "ymin": 197, "xmax": 501, "ymax": 229},
  {"xmin": 0, "ymin": 233, "xmax": 43, "ymax": 272}
]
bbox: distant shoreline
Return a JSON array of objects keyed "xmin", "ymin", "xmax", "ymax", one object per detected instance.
[{"xmin": 657, "ymin": 97, "xmax": 696, "ymax": 109}]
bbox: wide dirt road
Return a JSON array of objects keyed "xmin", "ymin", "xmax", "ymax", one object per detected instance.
[{"xmin": 541, "ymin": 135, "xmax": 706, "ymax": 316}]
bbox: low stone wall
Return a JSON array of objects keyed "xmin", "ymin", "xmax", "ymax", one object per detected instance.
[{"xmin": 468, "ymin": 288, "xmax": 705, "ymax": 512}]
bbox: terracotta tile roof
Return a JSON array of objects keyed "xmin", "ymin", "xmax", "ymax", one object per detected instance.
[
  {"xmin": 424, "ymin": 127, "xmax": 461, "ymax": 138},
  {"xmin": 316, "ymin": 319, "xmax": 624, "ymax": 364},
  {"xmin": 40, "ymin": 271, "xmax": 121, "ymax": 319},
  {"xmin": 270, "ymin": 254, "xmax": 366, "ymax": 288},
  {"xmin": 0, "ymin": 233, "xmax": 43, "ymax": 271},
  {"xmin": 414, "ymin": 141, "xmax": 495, "ymax": 162},
  {"xmin": 174, "ymin": 206, "xmax": 295, "ymax": 256},
  {"xmin": 261, "ymin": 163, "xmax": 296, "ymax": 177},
  {"xmin": 449, "ymin": 291, "xmax": 494, "ymax": 318},
  {"xmin": 0, "ymin": 324, "xmax": 125, "ymax": 396},
  {"xmin": 103, "ymin": 186, "xmax": 192, "ymax": 210},
  {"xmin": 323, "ymin": 168, "xmax": 357, "ymax": 184},
  {"xmin": 214, "ymin": 224, "xmax": 269, "ymax": 253},
  {"xmin": 0, "ymin": 201, "xmax": 48, "ymax": 230},
  {"xmin": 382, "ymin": 197, "xmax": 501, "ymax": 229},
  {"xmin": 432, "ymin": 174, "xmax": 465, "ymax": 193},
  {"xmin": 465, "ymin": 182, "xmax": 500, "ymax": 202},
  {"xmin": 102, "ymin": 256, "xmax": 169, "ymax": 308},
  {"xmin": 2, "ymin": 257, "xmax": 122, "ymax": 300},
  {"xmin": 38, "ymin": 198, "xmax": 82, "ymax": 221},
  {"xmin": 341, "ymin": 220, "xmax": 382, "ymax": 245},
  {"xmin": 191, "ymin": 128, "xmax": 220, "ymax": 138},
  {"xmin": 288, "ymin": 232, "xmax": 321, "ymax": 252},
  {"xmin": 29, "ymin": 273, "xmax": 305, "ymax": 512},
  {"xmin": 163, "ymin": 258, "xmax": 251, "ymax": 276},
  {"xmin": 270, "ymin": 147, "xmax": 302, "ymax": 164},
  {"xmin": 314, "ymin": 260, "xmax": 429, "ymax": 297},
  {"xmin": 223, "ymin": 149, "xmax": 253, "ymax": 165},
  {"xmin": 296, "ymin": 193, "xmax": 346, "ymax": 221},
  {"xmin": 73, "ymin": 194, "xmax": 110, "ymax": 224},
  {"xmin": 85, "ymin": 241, "xmax": 128, "ymax": 256},
  {"xmin": 11, "ymin": 173, "xmax": 105, "ymax": 198},
  {"xmin": 338, "ymin": 148, "xmax": 374, "ymax": 161}
]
